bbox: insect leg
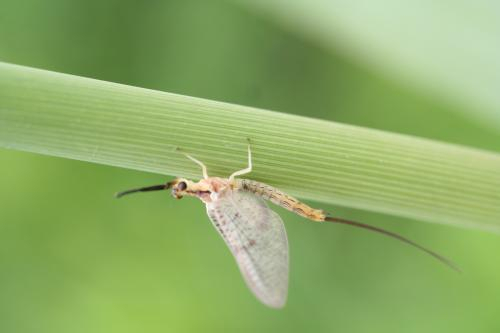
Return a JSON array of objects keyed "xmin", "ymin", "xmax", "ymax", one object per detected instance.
[
  {"xmin": 229, "ymin": 144, "xmax": 252, "ymax": 181},
  {"xmin": 182, "ymin": 153, "xmax": 209, "ymax": 179}
]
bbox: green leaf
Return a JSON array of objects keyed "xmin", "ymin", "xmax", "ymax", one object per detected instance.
[
  {"xmin": 1, "ymin": 62, "xmax": 499, "ymax": 232},
  {"xmin": 233, "ymin": 0, "xmax": 500, "ymax": 130}
]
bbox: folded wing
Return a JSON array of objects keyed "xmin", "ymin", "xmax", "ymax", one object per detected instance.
[{"xmin": 206, "ymin": 189, "xmax": 289, "ymax": 308}]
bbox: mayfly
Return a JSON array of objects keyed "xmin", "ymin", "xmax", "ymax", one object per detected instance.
[{"xmin": 116, "ymin": 144, "xmax": 458, "ymax": 308}]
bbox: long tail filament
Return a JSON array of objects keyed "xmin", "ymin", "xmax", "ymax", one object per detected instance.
[{"xmin": 324, "ymin": 216, "xmax": 460, "ymax": 272}]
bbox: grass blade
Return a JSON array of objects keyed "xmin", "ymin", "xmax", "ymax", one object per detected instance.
[{"xmin": 1, "ymin": 62, "xmax": 499, "ymax": 232}]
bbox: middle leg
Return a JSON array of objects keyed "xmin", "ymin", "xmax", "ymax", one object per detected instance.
[{"xmin": 229, "ymin": 144, "xmax": 252, "ymax": 181}]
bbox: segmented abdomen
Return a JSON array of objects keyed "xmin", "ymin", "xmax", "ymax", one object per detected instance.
[{"xmin": 236, "ymin": 179, "xmax": 326, "ymax": 222}]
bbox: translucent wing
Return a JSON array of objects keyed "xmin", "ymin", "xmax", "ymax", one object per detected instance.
[{"xmin": 206, "ymin": 189, "xmax": 289, "ymax": 308}]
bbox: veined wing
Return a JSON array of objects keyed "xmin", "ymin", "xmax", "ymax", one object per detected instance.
[{"xmin": 206, "ymin": 189, "xmax": 289, "ymax": 308}]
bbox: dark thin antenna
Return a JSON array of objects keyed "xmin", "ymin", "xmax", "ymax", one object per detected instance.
[
  {"xmin": 324, "ymin": 216, "xmax": 460, "ymax": 272},
  {"xmin": 115, "ymin": 184, "xmax": 168, "ymax": 198}
]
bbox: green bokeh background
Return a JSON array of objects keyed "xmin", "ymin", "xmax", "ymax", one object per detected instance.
[{"xmin": 1, "ymin": 1, "xmax": 499, "ymax": 332}]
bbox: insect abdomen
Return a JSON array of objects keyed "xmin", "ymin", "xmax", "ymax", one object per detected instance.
[{"xmin": 237, "ymin": 179, "xmax": 326, "ymax": 222}]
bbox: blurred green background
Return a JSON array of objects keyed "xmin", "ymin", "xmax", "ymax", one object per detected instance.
[{"xmin": 1, "ymin": 1, "xmax": 499, "ymax": 332}]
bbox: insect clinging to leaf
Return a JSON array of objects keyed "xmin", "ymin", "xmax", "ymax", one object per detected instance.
[{"xmin": 116, "ymin": 142, "xmax": 458, "ymax": 308}]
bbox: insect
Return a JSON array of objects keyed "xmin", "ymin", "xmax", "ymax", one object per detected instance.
[{"xmin": 116, "ymin": 144, "xmax": 458, "ymax": 308}]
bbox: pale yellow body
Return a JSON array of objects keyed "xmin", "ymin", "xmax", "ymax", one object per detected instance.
[{"xmin": 171, "ymin": 177, "xmax": 326, "ymax": 222}]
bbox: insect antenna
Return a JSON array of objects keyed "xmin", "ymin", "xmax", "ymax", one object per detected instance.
[
  {"xmin": 324, "ymin": 216, "xmax": 460, "ymax": 272},
  {"xmin": 115, "ymin": 183, "xmax": 170, "ymax": 198}
]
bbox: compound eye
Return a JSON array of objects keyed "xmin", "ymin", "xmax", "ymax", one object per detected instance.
[{"xmin": 177, "ymin": 181, "xmax": 187, "ymax": 191}]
